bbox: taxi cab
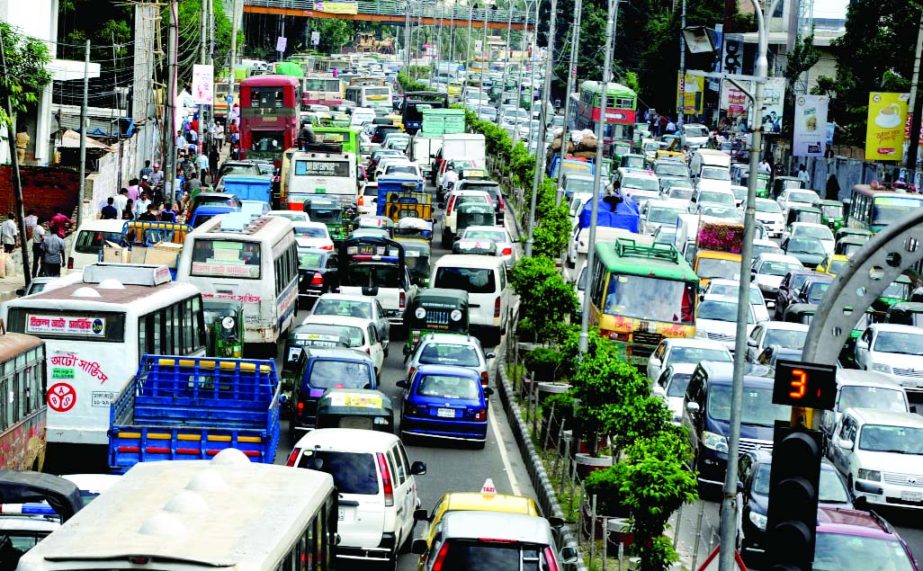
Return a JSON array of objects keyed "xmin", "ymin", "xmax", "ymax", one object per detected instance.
[
  {"xmin": 413, "ymin": 479, "xmax": 540, "ymax": 551},
  {"xmin": 816, "ymin": 254, "xmax": 850, "ymax": 277}
]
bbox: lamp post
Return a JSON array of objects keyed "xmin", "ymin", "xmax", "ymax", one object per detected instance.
[
  {"xmin": 556, "ymin": 0, "xmax": 583, "ymax": 203},
  {"xmin": 465, "ymin": 2, "xmax": 476, "ymax": 95}
]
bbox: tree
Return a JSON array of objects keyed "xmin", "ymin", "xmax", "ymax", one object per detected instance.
[
  {"xmin": 310, "ymin": 19, "xmax": 354, "ymax": 54},
  {"xmin": 167, "ymin": 0, "xmax": 236, "ymax": 82},
  {"xmin": 0, "ymin": 23, "xmax": 52, "ymax": 126}
]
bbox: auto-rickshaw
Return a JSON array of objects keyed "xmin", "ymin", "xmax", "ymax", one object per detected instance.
[
  {"xmin": 315, "ymin": 388, "xmax": 394, "ymax": 432},
  {"xmin": 351, "ymin": 215, "xmax": 394, "ymax": 237},
  {"xmin": 404, "ymin": 288, "xmax": 470, "ymax": 353},
  {"xmin": 393, "ymin": 217, "xmax": 433, "ymax": 241},
  {"xmin": 303, "ymin": 196, "xmax": 352, "ymax": 243},
  {"xmin": 455, "ymin": 203, "xmax": 497, "ymax": 237},
  {"xmin": 203, "ymin": 299, "xmax": 244, "ymax": 358},
  {"xmin": 772, "ymin": 176, "xmax": 804, "ymax": 199},
  {"xmin": 873, "ymin": 274, "xmax": 912, "ymax": 314},
  {"xmin": 818, "ymin": 199, "xmax": 845, "ymax": 231},
  {"xmin": 378, "ymin": 177, "xmax": 432, "ymax": 222},
  {"xmin": 783, "ymin": 303, "xmax": 817, "ymax": 325},
  {"xmin": 835, "ymin": 235, "xmax": 868, "ymax": 257},
  {"xmin": 785, "ymin": 205, "xmax": 823, "ymax": 229},
  {"xmin": 394, "ymin": 236, "xmax": 431, "ymax": 287},
  {"xmin": 282, "ymin": 324, "xmax": 352, "ymax": 393},
  {"xmin": 835, "ymin": 227, "xmax": 872, "ymax": 243}
]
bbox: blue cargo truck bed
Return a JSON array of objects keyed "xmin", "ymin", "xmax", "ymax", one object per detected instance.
[{"xmin": 107, "ymin": 355, "xmax": 281, "ymax": 473}]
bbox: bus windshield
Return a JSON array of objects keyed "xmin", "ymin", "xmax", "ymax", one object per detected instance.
[
  {"xmin": 872, "ymin": 196, "xmax": 923, "ymax": 225},
  {"xmin": 191, "ymin": 239, "xmax": 261, "ymax": 279},
  {"xmin": 603, "ymin": 275, "xmax": 695, "ymax": 324}
]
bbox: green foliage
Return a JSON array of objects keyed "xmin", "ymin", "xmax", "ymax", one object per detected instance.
[
  {"xmin": 524, "ymin": 346, "xmax": 564, "ymax": 374},
  {"xmin": 167, "ymin": 0, "xmax": 235, "ymax": 82},
  {"xmin": 397, "ymin": 71, "xmax": 429, "ymax": 92},
  {"xmin": 0, "ymin": 23, "xmax": 52, "ymax": 126},
  {"xmin": 311, "ymin": 19, "xmax": 354, "ymax": 54},
  {"xmin": 602, "ymin": 395, "xmax": 673, "ymax": 454},
  {"xmin": 620, "ymin": 71, "xmax": 640, "ymax": 95},
  {"xmin": 511, "ymin": 256, "xmax": 578, "ymax": 344},
  {"xmin": 533, "ymin": 178, "xmax": 571, "ymax": 258},
  {"xmin": 540, "ymin": 390, "xmax": 576, "ymax": 424},
  {"xmin": 584, "ymin": 462, "xmax": 632, "ymax": 516},
  {"xmin": 510, "ymin": 256, "xmax": 557, "ymax": 294}
]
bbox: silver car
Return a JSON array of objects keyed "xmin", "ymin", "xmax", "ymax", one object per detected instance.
[
  {"xmin": 459, "ymin": 225, "xmax": 517, "ymax": 269},
  {"xmin": 404, "ymin": 333, "xmax": 494, "ymax": 387},
  {"xmin": 310, "ymin": 293, "xmax": 391, "ymax": 356}
]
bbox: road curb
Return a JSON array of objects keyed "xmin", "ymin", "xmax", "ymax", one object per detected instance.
[{"xmin": 497, "ymin": 351, "xmax": 586, "ymax": 571}]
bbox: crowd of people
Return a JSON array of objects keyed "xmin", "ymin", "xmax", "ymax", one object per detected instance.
[{"xmin": 1, "ymin": 209, "xmax": 73, "ymax": 278}]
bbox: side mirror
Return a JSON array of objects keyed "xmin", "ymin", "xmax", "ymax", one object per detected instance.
[
  {"xmin": 14, "ymin": 288, "xmax": 24, "ymax": 297},
  {"xmin": 396, "ymin": 379, "xmax": 409, "ymax": 389},
  {"xmin": 686, "ymin": 401, "xmax": 700, "ymax": 415},
  {"xmin": 747, "ymin": 338, "xmax": 758, "ymax": 348},
  {"xmin": 853, "ymin": 495, "xmax": 869, "ymax": 511},
  {"xmin": 363, "ymin": 383, "xmax": 371, "ymax": 389},
  {"xmin": 484, "ymin": 387, "xmax": 494, "ymax": 397},
  {"xmin": 414, "ymin": 508, "xmax": 430, "ymax": 521},
  {"xmin": 486, "ymin": 352, "xmax": 496, "ymax": 360},
  {"xmin": 411, "ymin": 539, "xmax": 428, "ymax": 555},
  {"xmin": 410, "ymin": 460, "xmax": 427, "ymax": 475},
  {"xmin": 547, "ymin": 516, "xmax": 565, "ymax": 529},
  {"xmin": 837, "ymin": 437, "xmax": 854, "ymax": 450},
  {"xmin": 560, "ymin": 546, "xmax": 579, "ymax": 565},
  {"xmin": 279, "ymin": 394, "xmax": 289, "ymax": 405}
]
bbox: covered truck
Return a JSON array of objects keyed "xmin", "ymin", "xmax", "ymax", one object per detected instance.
[
  {"xmin": 219, "ymin": 175, "xmax": 273, "ymax": 204},
  {"xmin": 692, "ymin": 221, "xmax": 745, "ymax": 287},
  {"xmin": 107, "ymin": 356, "xmax": 281, "ymax": 473},
  {"xmin": 566, "ymin": 195, "xmax": 641, "ymax": 278}
]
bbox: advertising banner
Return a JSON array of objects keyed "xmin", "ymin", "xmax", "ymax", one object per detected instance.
[
  {"xmin": 26, "ymin": 315, "xmax": 107, "ymax": 337},
  {"xmin": 720, "ymin": 78, "xmax": 751, "ymax": 122},
  {"xmin": 191, "ymin": 64, "xmax": 214, "ymax": 105},
  {"xmin": 793, "ymin": 95, "xmax": 828, "ymax": 157},
  {"xmin": 759, "ymin": 77, "xmax": 786, "ymax": 134},
  {"xmin": 865, "ymin": 92, "xmax": 908, "ymax": 161},
  {"xmin": 676, "ymin": 72, "xmax": 705, "ymax": 114},
  {"xmin": 315, "ymin": 1, "xmax": 358, "ymax": 14}
]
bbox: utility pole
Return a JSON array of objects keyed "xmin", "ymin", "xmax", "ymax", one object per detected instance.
[
  {"xmin": 78, "ymin": 40, "xmax": 90, "ymax": 230},
  {"xmin": 229, "ymin": 0, "xmax": 239, "ymax": 99},
  {"xmin": 0, "ymin": 37, "xmax": 32, "ymax": 284},
  {"xmin": 479, "ymin": 2, "xmax": 489, "ymax": 101},
  {"xmin": 112, "ymin": 33, "xmax": 124, "ymax": 193},
  {"xmin": 165, "ymin": 0, "xmax": 178, "ymax": 205},
  {"xmin": 465, "ymin": 2, "xmax": 475, "ymax": 95},
  {"xmin": 404, "ymin": 1, "xmax": 413, "ymax": 71},
  {"xmin": 903, "ymin": 10, "xmax": 923, "ymax": 172},
  {"xmin": 677, "ymin": 0, "xmax": 687, "ymax": 126},
  {"xmin": 556, "ymin": 0, "xmax": 582, "ymax": 203},
  {"xmin": 525, "ymin": 0, "xmax": 556, "ymax": 257},
  {"xmin": 524, "ymin": 0, "xmax": 539, "ymax": 146}
]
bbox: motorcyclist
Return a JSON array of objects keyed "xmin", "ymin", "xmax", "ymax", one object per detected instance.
[{"xmin": 441, "ymin": 164, "xmax": 459, "ymax": 194}]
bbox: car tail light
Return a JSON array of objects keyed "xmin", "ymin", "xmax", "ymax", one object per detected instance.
[
  {"xmin": 399, "ymin": 291, "xmax": 406, "ymax": 309},
  {"xmin": 446, "ymin": 195, "xmax": 457, "ymax": 214},
  {"xmin": 286, "ymin": 448, "xmax": 301, "ymax": 467},
  {"xmin": 321, "ymin": 244, "xmax": 334, "ymax": 251},
  {"xmin": 543, "ymin": 547, "xmax": 560, "ymax": 571},
  {"xmin": 432, "ymin": 543, "xmax": 450, "ymax": 571},
  {"xmin": 480, "ymin": 371, "xmax": 489, "ymax": 387},
  {"xmin": 497, "ymin": 195, "xmax": 506, "ymax": 211},
  {"xmin": 377, "ymin": 452, "xmax": 394, "ymax": 507},
  {"xmin": 473, "ymin": 408, "xmax": 487, "ymax": 421},
  {"xmin": 501, "ymin": 247, "xmax": 513, "ymax": 256},
  {"xmin": 365, "ymin": 347, "xmax": 371, "ymax": 355},
  {"xmin": 67, "ymin": 257, "xmax": 74, "ymax": 270},
  {"xmin": 310, "ymin": 272, "xmax": 324, "ymax": 287},
  {"xmin": 484, "ymin": 194, "xmax": 494, "ymax": 207},
  {"xmin": 408, "ymin": 367, "xmax": 416, "ymax": 380},
  {"xmin": 494, "ymin": 297, "xmax": 501, "ymax": 318},
  {"xmin": 358, "ymin": 195, "xmax": 365, "ymax": 206},
  {"xmin": 296, "ymin": 401, "xmax": 305, "ymax": 413}
]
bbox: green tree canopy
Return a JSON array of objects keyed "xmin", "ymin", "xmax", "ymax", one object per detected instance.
[{"xmin": 0, "ymin": 23, "xmax": 52, "ymax": 126}]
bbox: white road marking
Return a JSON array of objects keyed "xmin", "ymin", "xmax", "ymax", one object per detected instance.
[{"xmin": 489, "ymin": 389, "xmax": 522, "ymax": 496}]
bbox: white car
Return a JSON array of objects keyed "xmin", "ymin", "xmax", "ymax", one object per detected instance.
[
  {"xmin": 618, "ymin": 172, "xmax": 661, "ymax": 205},
  {"xmin": 695, "ymin": 294, "xmax": 757, "ymax": 350},
  {"xmin": 640, "ymin": 199, "xmax": 687, "ymax": 236},
  {"xmin": 299, "ymin": 314, "xmax": 386, "ymax": 376},
  {"xmin": 745, "ymin": 321, "xmax": 809, "ymax": 363},
  {"xmin": 358, "ymin": 182, "xmax": 379, "ymax": 216},
  {"xmin": 290, "ymin": 429, "xmax": 426, "ymax": 563},
  {"xmin": 690, "ymin": 188, "xmax": 737, "ymax": 213},
  {"xmin": 652, "ymin": 363, "xmax": 698, "ymax": 424},
  {"xmin": 703, "ymin": 279, "xmax": 770, "ymax": 323},
  {"xmin": 646, "ymin": 337, "xmax": 733, "ymax": 382},
  {"xmin": 788, "ymin": 222, "xmax": 835, "ymax": 256},
  {"xmin": 268, "ymin": 210, "xmax": 310, "ymax": 223},
  {"xmin": 311, "ymin": 293, "xmax": 391, "ymax": 355},
  {"xmin": 442, "ymin": 189, "xmax": 493, "ymax": 246},
  {"xmin": 381, "ymin": 160, "xmax": 423, "ymax": 181},
  {"xmin": 682, "ymin": 123, "xmax": 710, "ymax": 148},
  {"xmin": 750, "ymin": 253, "xmax": 805, "ymax": 301},
  {"xmin": 750, "ymin": 198, "xmax": 785, "ymax": 238},
  {"xmin": 829, "ymin": 408, "xmax": 923, "ymax": 511},
  {"xmin": 777, "ymin": 188, "xmax": 820, "ymax": 215},
  {"xmin": 291, "ymin": 221, "xmax": 334, "ymax": 251},
  {"xmin": 431, "ymin": 255, "xmax": 512, "ymax": 347},
  {"xmin": 459, "ymin": 225, "xmax": 517, "ymax": 269},
  {"xmin": 374, "ymin": 156, "xmax": 411, "ymax": 180},
  {"xmin": 695, "ymin": 166, "xmax": 732, "ymax": 194},
  {"xmin": 819, "ymin": 370, "xmax": 909, "ymax": 440},
  {"xmin": 855, "ymin": 324, "xmax": 923, "ymax": 390}
]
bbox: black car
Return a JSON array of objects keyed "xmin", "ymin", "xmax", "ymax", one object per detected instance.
[
  {"xmin": 774, "ymin": 270, "xmax": 821, "ymax": 320},
  {"xmin": 297, "ymin": 248, "xmax": 339, "ymax": 308},
  {"xmin": 371, "ymin": 124, "xmax": 401, "ymax": 144},
  {"xmin": 795, "ymin": 275, "xmax": 833, "ymax": 305},
  {"xmin": 739, "ymin": 449, "xmax": 852, "ymax": 564}
]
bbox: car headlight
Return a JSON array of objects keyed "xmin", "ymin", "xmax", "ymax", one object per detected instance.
[
  {"xmin": 857, "ymin": 468, "xmax": 881, "ymax": 481},
  {"xmin": 450, "ymin": 309, "xmax": 463, "ymax": 322},
  {"xmin": 749, "ymin": 511, "xmax": 767, "ymax": 531},
  {"xmin": 871, "ymin": 363, "xmax": 893, "ymax": 374},
  {"xmin": 695, "ymin": 329, "xmax": 708, "ymax": 339},
  {"xmin": 221, "ymin": 316, "xmax": 235, "ymax": 330},
  {"xmin": 415, "ymin": 307, "xmax": 427, "ymax": 319},
  {"xmin": 702, "ymin": 431, "xmax": 729, "ymax": 453}
]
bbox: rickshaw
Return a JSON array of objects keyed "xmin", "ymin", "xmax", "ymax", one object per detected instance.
[
  {"xmin": 315, "ymin": 388, "xmax": 394, "ymax": 433},
  {"xmin": 835, "ymin": 235, "xmax": 868, "ymax": 257},
  {"xmin": 399, "ymin": 240, "xmax": 431, "ymax": 287},
  {"xmin": 818, "ymin": 199, "xmax": 845, "ymax": 231},
  {"xmin": 455, "ymin": 203, "xmax": 497, "ymax": 238},
  {"xmin": 785, "ymin": 205, "xmax": 823, "ymax": 229},
  {"xmin": 404, "ymin": 288, "xmax": 470, "ymax": 353},
  {"xmin": 772, "ymin": 176, "xmax": 804, "ymax": 199},
  {"xmin": 835, "ymin": 227, "xmax": 872, "ymax": 243},
  {"xmin": 282, "ymin": 324, "xmax": 352, "ymax": 393},
  {"xmin": 303, "ymin": 196, "xmax": 352, "ymax": 243},
  {"xmin": 203, "ymin": 299, "xmax": 244, "ymax": 358}
]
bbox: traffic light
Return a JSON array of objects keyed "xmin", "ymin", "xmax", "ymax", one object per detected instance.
[{"xmin": 765, "ymin": 424, "xmax": 823, "ymax": 571}]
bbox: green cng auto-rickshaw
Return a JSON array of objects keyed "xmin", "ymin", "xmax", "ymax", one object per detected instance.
[
  {"xmin": 396, "ymin": 239, "xmax": 431, "ymax": 287},
  {"xmin": 785, "ymin": 205, "xmax": 823, "ymax": 229},
  {"xmin": 315, "ymin": 388, "xmax": 394, "ymax": 432},
  {"xmin": 404, "ymin": 288, "xmax": 470, "ymax": 353},
  {"xmin": 818, "ymin": 199, "xmax": 845, "ymax": 231},
  {"xmin": 203, "ymin": 299, "xmax": 244, "ymax": 358}
]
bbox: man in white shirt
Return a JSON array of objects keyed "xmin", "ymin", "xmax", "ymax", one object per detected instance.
[
  {"xmin": 113, "ymin": 188, "xmax": 129, "ymax": 215},
  {"xmin": 1, "ymin": 213, "xmax": 18, "ymax": 253},
  {"xmin": 31, "ymin": 222, "xmax": 45, "ymax": 277},
  {"xmin": 797, "ymin": 164, "xmax": 811, "ymax": 186},
  {"xmin": 134, "ymin": 191, "xmax": 152, "ymax": 219},
  {"xmin": 441, "ymin": 165, "xmax": 459, "ymax": 192}
]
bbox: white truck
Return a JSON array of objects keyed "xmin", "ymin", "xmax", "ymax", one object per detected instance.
[
  {"xmin": 411, "ymin": 135, "xmax": 443, "ymax": 176},
  {"xmin": 433, "ymin": 133, "xmax": 487, "ymax": 186}
]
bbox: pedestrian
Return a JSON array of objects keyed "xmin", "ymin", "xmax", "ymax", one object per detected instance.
[
  {"xmin": 160, "ymin": 202, "xmax": 177, "ymax": 223},
  {"xmin": 188, "ymin": 127, "xmax": 199, "ymax": 145},
  {"xmin": 113, "ymin": 188, "xmax": 129, "ymax": 215},
  {"xmin": 31, "ymin": 221, "xmax": 44, "ymax": 278},
  {"xmin": 41, "ymin": 230, "xmax": 66, "ymax": 277},
  {"xmin": 50, "ymin": 211, "xmax": 73, "ymax": 238},
  {"xmin": 175, "ymin": 130, "xmax": 186, "ymax": 150},
  {"xmin": 214, "ymin": 124, "xmax": 225, "ymax": 150},
  {"xmin": 100, "ymin": 197, "xmax": 119, "ymax": 219},
  {"xmin": 197, "ymin": 151, "xmax": 209, "ymax": 182},
  {"xmin": 23, "ymin": 209, "xmax": 37, "ymax": 241},
  {"xmin": 797, "ymin": 164, "xmax": 811, "ymax": 186},
  {"xmin": 138, "ymin": 203, "xmax": 159, "ymax": 222},
  {"xmin": 826, "ymin": 174, "xmax": 841, "ymax": 201},
  {"xmin": 185, "ymin": 171, "xmax": 202, "ymax": 200},
  {"xmin": 126, "ymin": 178, "xmax": 140, "ymax": 201},
  {"xmin": 150, "ymin": 162, "xmax": 164, "ymax": 188},
  {"xmin": 123, "ymin": 199, "xmax": 135, "ymax": 220},
  {"xmin": 1, "ymin": 212, "xmax": 17, "ymax": 253},
  {"xmin": 139, "ymin": 160, "xmax": 153, "ymax": 180},
  {"xmin": 134, "ymin": 191, "xmax": 152, "ymax": 219},
  {"xmin": 665, "ymin": 117, "xmax": 677, "ymax": 134},
  {"xmin": 230, "ymin": 144, "xmax": 240, "ymax": 161},
  {"xmin": 209, "ymin": 146, "xmax": 220, "ymax": 179},
  {"xmin": 758, "ymin": 158, "xmax": 772, "ymax": 173},
  {"xmin": 229, "ymin": 104, "xmax": 240, "ymax": 126}
]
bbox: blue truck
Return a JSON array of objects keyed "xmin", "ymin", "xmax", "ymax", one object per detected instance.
[
  {"xmin": 107, "ymin": 356, "xmax": 281, "ymax": 473},
  {"xmin": 220, "ymin": 175, "xmax": 273, "ymax": 204}
]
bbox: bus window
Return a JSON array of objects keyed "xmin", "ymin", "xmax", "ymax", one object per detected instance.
[
  {"xmin": 252, "ymin": 88, "xmax": 284, "ymax": 108},
  {"xmin": 191, "ymin": 240, "xmax": 261, "ymax": 279}
]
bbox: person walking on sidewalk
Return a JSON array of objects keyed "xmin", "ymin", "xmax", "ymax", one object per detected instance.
[
  {"xmin": 50, "ymin": 212, "xmax": 73, "ymax": 238},
  {"xmin": 1, "ymin": 213, "xmax": 18, "ymax": 253},
  {"xmin": 100, "ymin": 197, "xmax": 119, "ymax": 220},
  {"xmin": 197, "ymin": 151, "xmax": 209, "ymax": 182},
  {"xmin": 42, "ymin": 231, "xmax": 65, "ymax": 277},
  {"xmin": 31, "ymin": 221, "xmax": 45, "ymax": 278}
]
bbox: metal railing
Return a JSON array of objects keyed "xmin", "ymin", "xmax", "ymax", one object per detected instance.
[{"xmin": 243, "ymin": 0, "xmax": 529, "ymax": 24}]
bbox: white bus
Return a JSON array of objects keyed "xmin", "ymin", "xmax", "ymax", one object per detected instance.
[
  {"xmin": 345, "ymin": 84, "xmax": 392, "ymax": 113},
  {"xmin": 176, "ymin": 213, "xmax": 299, "ymax": 346},
  {"xmin": 286, "ymin": 150, "xmax": 358, "ymax": 209},
  {"xmin": 0, "ymin": 264, "xmax": 207, "ymax": 451},
  {"xmin": 17, "ymin": 451, "xmax": 339, "ymax": 571}
]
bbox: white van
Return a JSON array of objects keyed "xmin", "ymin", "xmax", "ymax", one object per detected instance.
[
  {"xmin": 288, "ymin": 429, "xmax": 426, "ymax": 564},
  {"xmin": 67, "ymin": 219, "xmax": 126, "ymax": 273},
  {"xmin": 431, "ymin": 255, "xmax": 512, "ymax": 346},
  {"xmin": 690, "ymin": 149, "xmax": 732, "ymax": 178}
]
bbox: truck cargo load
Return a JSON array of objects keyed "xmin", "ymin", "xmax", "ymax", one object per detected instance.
[
  {"xmin": 577, "ymin": 195, "xmax": 640, "ymax": 233},
  {"xmin": 695, "ymin": 221, "xmax": 744, "ymax": 254},
  {"xmin": 107, "ymin": 356, "xmax": 281, "ymax": 473}
]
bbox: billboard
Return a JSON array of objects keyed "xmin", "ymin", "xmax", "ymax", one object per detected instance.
[
  {"xmin": 865, "ymin": 92, "xmax": 908, "ymax": 161},
  {"xmin": 759, "ymin": 77, "xmax": 786, "ymax": 134},
  {"xmin": 720, "ymin": 78, "xmax": 751, "ymax": 122},
  {"xmin": 793, "ymin": 95, "xmax": 828, "ymax": 157},
  {"xmin": 315, "ymin": 1, "xmax": 358, "ymax": 14},
  {"xmin": 677, "ymin": 72, "xmax": 705, "ymax": 114},
  {"xmin": 191, "ymin": 64, "xmax": 214, "ymax": 105}
]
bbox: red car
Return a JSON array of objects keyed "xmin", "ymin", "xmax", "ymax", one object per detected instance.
[{"xmin": 811, "ymin": 506, "xmax": 917, "ymax": 570}]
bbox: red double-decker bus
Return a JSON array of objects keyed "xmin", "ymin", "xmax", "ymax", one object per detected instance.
[{"xmin": 239, "ymin": 75, "xmax": 300, "ymax": 166}]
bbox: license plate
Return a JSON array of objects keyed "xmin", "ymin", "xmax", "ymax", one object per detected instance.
[
  {"xmin": 901, "ymin": 491, "xmax": 923, "ymax": 502},
  {"xmin": 437, "ymin": 408, "xmax": 456, "ymax": 418}
]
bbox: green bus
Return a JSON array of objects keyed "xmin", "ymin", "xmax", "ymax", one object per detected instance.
[
  {"xmin": 848, "ymin": 184, "xmax": 923, "ymax": 234},
  {"xmin": 588, "ymin": 239, "xmax": 699, "ymax": 365},
  {"xmin": 314, "ymin": 126, "xmax": 361, "ymax": 159}
]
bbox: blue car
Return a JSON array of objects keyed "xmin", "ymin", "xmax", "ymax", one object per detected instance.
[
  {"xmin": 397, "ymin": 364, "xmax": 492, "ymax": 448},
  {"xmin": 290, "ymin": 348, "xmax": 377, "ymax": 439}
]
